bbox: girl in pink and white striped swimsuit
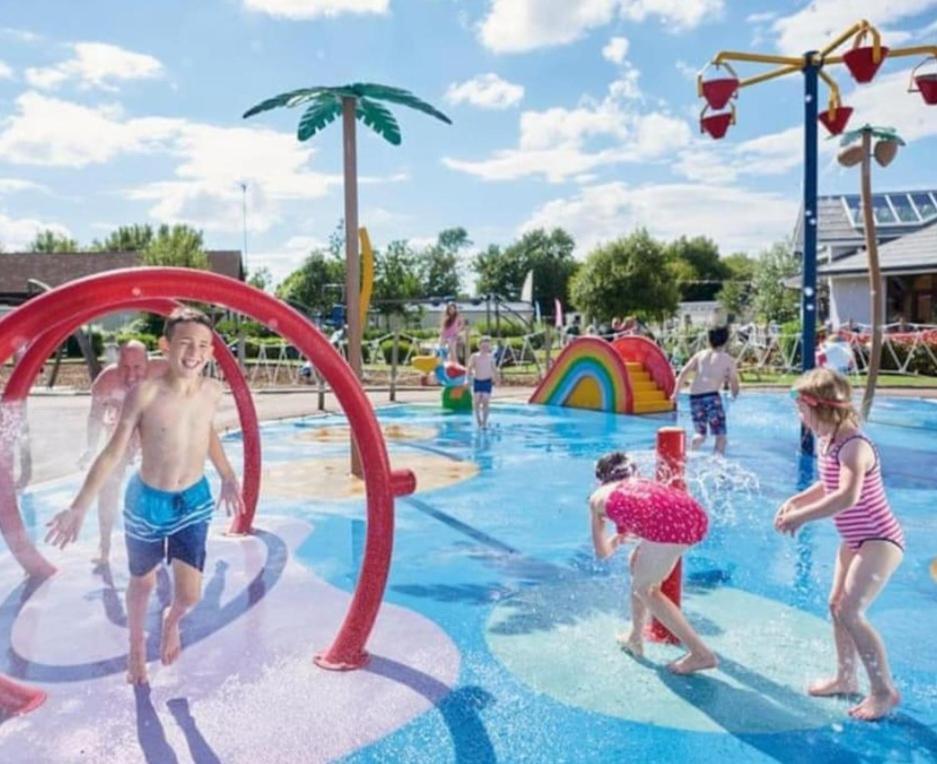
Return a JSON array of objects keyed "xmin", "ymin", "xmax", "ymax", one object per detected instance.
[{"xmin": 775, "ymin": 368, "xmax": 903, "ymax": 722}]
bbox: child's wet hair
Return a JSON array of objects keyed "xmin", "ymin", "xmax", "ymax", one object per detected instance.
[
  {"xmin": 708, "ymin": 326, "xmax": 729, "ymax": 348},
  {"xmin": 595, "ymin": 451, "xmax": 636, "ymax": 484},
  {"xmin": 164, "ymin": 307, "xmax": 212, "ymax": 339},
  {"xmin": 792, "ymin": 367, "xmax": 860, "ymax": 429}
]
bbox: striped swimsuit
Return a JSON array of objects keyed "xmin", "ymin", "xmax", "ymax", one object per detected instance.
[{"xmin": 818, "ymin": 433, "xmax": 904, "ymax": 551}]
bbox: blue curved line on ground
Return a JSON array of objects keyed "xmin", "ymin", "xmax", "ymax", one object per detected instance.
[{"xmin": 0, "ymin": 528, "xmax": 287, "ymax": 683}]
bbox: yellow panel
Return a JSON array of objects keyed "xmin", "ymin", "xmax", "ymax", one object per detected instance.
[{"xmin": 566, "ymin": 376, "xmax": 604, "ymax": 410}]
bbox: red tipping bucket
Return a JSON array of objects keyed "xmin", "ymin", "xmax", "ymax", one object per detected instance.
[
  {"xmin": 818, "ymin": 106, "xmax": 853, "ymax": 136},
  {"xmin": 843, "ymin": 45, "xmax": 889, "ymax": 83},
  {"xmin": 915, "ymin": 73, "xmax": 937, "ymax": 104},
  {"xmin": 701, "ymin": 77, "xmax": 738, "ymax": 110},
  {"xmin": 701, "ymin": 112, "xmax": 732, "ymax": 140}
]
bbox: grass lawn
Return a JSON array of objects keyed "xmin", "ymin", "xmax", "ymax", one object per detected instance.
[{"xmin": 739, "ymin": 370, "xmax": 937, "ymax": 388}]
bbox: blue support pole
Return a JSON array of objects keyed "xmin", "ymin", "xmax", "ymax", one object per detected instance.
[{"xmin": 800, "ymin": 53, "xmax": 819, "ymax": 455}]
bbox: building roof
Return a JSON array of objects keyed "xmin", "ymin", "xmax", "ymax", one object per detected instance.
[
  {"xmin": 793, "ymin": 189, "xmax": 937, "ymax": 255},
  {"xmin": 818, "ymin": 219, "xmax": 937, "ymax": 277},
  {"xmin": 0, "ymin": 250, "xmax": 243, "ymax": 303}
]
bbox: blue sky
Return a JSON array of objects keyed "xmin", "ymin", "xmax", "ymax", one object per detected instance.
[{"xmin": 1, "ymin": 0, "xmax": 936, "ymax": 286}]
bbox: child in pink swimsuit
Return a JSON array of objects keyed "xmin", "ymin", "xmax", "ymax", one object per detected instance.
[
  {"xmin": 775, "ymin": 368, "xmax": 903, "ymax": 722},
  {"xmin": 589, "ymin": 451, "xmax": 716, "ymax": 675}
]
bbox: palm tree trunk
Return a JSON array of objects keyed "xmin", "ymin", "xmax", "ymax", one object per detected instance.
[
  {"xmin": 342, "ymin": 96, "xmax": 363, "ymax": 477},
  {"xmin": 860, "ymin": 130, "xmax": 882, "ymax": 420}
]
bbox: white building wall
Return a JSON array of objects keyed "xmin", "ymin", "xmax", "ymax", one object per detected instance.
[{"xmin": 828, "ymin": 275, "xmax": 884, "ymax": 326}]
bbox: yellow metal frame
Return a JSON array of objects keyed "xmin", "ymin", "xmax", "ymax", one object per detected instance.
[{"xmin": 701, "ymin": 19, "xmax": 936, "ymax": 118}]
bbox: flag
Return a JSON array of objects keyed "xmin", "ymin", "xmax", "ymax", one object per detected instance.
[
  {"xmin": 554, "ymin": 298, "xmax": 563, "ymax": 328},
  {"xmin": 520, "ymin": 269, "xmax": 534, "ymax": 303}
]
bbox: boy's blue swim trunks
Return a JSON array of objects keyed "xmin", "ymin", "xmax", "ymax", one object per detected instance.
[{"xmin": 123, "ymin": 474, "xmax": 214, "ymax": 576}]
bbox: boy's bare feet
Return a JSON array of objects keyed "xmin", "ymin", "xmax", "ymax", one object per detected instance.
[
  {"xmin": 808, "ymin": 676, "xmax": 860, "ymax": 697},
  {"xmin": 127, "ymin": 643, "xmax": 148, "ymax": 685},
  {"xmin": 848, "ymin": 689, "xmax": 900, "ymax": 721},
  {"xmin": 160, "ymin": 614, "xmax": 182, "ymax": 666},
  {"xmin": 668, "ymin": 650, "xmax": 718, "ymax": 675},
  {"xmin": 616, "ymin": 631, "xmax": 644, "ymax": 657}
]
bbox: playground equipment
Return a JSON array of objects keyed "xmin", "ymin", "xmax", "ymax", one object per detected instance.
[
  {"xmin": 697, "ymin": 19, "xmax": 937, "ymax": 451},
  {"xmin": 529, "ymin": 336, "xmax": 674, "ymax": 415},
  {"xmin": 0, "ymin": 674, "xmax": 45, "ymax": 716},
  {"xmin": 411, "ymin": 351, "xmax": 472, "ymax": 412},
  {"xmin": 0, "ymin": 268, "xmax": 416, "ymax": 716}
]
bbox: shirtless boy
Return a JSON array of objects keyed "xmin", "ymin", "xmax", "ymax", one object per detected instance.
[
  {"xmin": 467, "ymin": 335, "xmax": 499, "ymax": 428},
  {"xmin": 47, "ymin": 308, "xmax": 243, "ymax": 684},
  {"xmin": 671, "ymin": 326, "xmax": 740, "ymax": 455},
  {"xmin": 79, "ymin": 341, "xmax": 167, "ymax": 564}
]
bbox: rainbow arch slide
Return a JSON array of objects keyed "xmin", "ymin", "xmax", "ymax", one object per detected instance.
[{"xmin": 529, "ymin": 336, "xmax": 675, "ymax": 414}]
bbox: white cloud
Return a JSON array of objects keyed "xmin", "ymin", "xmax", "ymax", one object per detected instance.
[
  {"xmin": 746, "ymin": 12, "xmax": 776, "ymax": 24},
  {"xmin": 478, "ymin": 0, "xmax": 721, "ymax": 53},
  {"xmin": 243, "ymin": 0, "xmax": 389, "ymax": 19},
  {"xmin": 444, "ymin": 75, "xmax": 689, "ymax": 183},
  {"xmin": 0, "ymin": 60, "xmax": 13, "ymax": 80},
  {"xmin": 25, "ymin": 42, "xmax": 163, "ymax": 92},
  {"xmin": 0, "ymin": 28, "xmax": 42, "ymax": 43},
  {"xmin": 0, "ymin": 178, "xmax": 45, "ymax": 194},
  {"xmin": 618, "ymin": 0, "xmax": 724, "ymax": 30},
  {"xmin": 602, "ymin": 36, "xmax": 630, "ymax": 64},
  {"xmin": 445, "ymin": 73, "xmax": 524, "ymax": 109},
  {"xmin": 521, "ymin": 182, "xmax": 797, "ymax": 255},
  {"xmin": 0, "ymin": 213, "xmax": 71, "ymax": 251},
  {"xmin": 675, "ymin": 60, "xmax": 698, "ymax": 81},
  {"xmin": 769, "ymin": 1, "xmax": 935, "ymax": 56}
]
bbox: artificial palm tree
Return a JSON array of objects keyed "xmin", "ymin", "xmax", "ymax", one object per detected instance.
[
  {"xmin": 244, "ymin": 83, "xmax": 452, "ymax": 381},
  {"xmin": 837, "ymin": 125, "xmax": 905, "ymax": 419}
]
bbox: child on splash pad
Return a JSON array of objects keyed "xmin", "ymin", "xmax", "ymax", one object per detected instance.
[
  {"xmin": 46, "ymin": 307, "xmax": 244, "ymax": 685},
  {"xmin": 467, "ymin": 335, "xmax": 499, "ymax": 428},
  {"xmin": 775, "ymin": 368, "xmax": 903, "ymax": 721},
  {"xmin": 588, "ymin": 451, "xmax": 717, "ymax": 674},
  {"xmin": 672, "ymin": 326, "xmax": 740, "ymax": 455}
]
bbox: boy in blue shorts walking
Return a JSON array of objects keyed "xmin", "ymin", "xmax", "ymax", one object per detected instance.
[
  {"xmin": 46, "ymin": 307, "xmax": 244, "ymax": 684},
  {"xmin": 671, "ymin": 326, "xmax": 740, "ymax": 455}
]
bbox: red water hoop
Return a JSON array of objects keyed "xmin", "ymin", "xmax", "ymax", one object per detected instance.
[
  {"xmin": 0, "ymin": 268, "xmax": 415, "ymax": 671},
  {"xmin": 908, "ymin": 56, "xmax": 937, "ymax": 105}
]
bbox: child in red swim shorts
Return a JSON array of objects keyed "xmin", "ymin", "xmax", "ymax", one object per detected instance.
[{"xmin": 589, "ymin": 451, "xmax": 717, "ymax": 675}]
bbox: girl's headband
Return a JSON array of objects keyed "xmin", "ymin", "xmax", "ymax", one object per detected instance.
[{"xmin": 789, "ymin": 388, "xmax": 852, "ymax": 409}]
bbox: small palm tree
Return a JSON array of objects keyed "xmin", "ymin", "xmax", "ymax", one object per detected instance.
[
  {"xmin": 244, "ymin": 83, "xmax": 452, "ymax": 379},
  {"xmin": 837, "ymin": 124, "xmax": 905, "ymax": 418}
]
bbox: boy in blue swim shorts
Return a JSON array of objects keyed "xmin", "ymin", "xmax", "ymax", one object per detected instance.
[
  {"xmin": 671, "ymin": 326, "xmax": 740, "ymax": 455},
  {"xmin": 467, "ymin": 335, "xmax": 499, "ymax": 428},
  {"xmin": 47, "ymin": 307, "xmax": 244, "ymax": 685}
]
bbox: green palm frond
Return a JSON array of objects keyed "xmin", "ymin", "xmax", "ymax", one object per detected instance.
[
  {"xmin": 356, "ymin": 97, "xmax": 401, "ymax": 145},
  {"xmin": 354, "ymin": 83, "xmax": 452, "ymax": 124},
  {"xmin": 297, "ymin": 96, "xmax": 343, "ymax": 141},
  {"xmin": 840, "ymin": 124, "xmax": 906, "ymax": 147},
  {"xmin": 243, "ymin": 87, "xmax": 333, "ymax": 119}
]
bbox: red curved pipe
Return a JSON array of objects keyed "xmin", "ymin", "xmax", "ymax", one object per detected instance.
[
  {"xmin": 0, "ymin": 298, "xmax": 261, "ymax": 578},
  {"xmin": 0, "ymin": 268, "xmax": 413, "ymax": 669}
]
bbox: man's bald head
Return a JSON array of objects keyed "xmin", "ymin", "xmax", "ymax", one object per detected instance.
[{"xmin": 117, "ymin": 341, "xmax": 148, "ymax": 386}]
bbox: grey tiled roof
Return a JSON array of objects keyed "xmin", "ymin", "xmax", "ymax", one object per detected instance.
[{"xmin": 819, "ymin": 219, "xmax": 937, "ymax": 275}]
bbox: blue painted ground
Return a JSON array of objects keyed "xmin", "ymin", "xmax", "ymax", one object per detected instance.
[{"xmin": 6, "ymin": 392, "xmax": 937, "ymax": 762}]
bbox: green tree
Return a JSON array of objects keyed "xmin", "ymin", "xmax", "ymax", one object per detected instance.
[
  {"xmin": 665, "ymin": 236, "xmax": 729, "ymax": 302},
  {"xmin": 751, "ymin": 241, "xmax": 799, "ymax": 323},
  {"xmin": 141, "ymin": 224, "xmax": 209, "ymax": 269},
  {"xmin": 30, "ymin": 229, "xmax": 78, "ymax": 253},
  {"xmin": 276, "ymin": 250, "xmax": 346, "ymax": 315},
  {"xmin": 248, "ymin": 266, "xmax": 273, "ymax": 291},
  {"xmin": 473, "ymin": 228, "xmax": 578, "ymax": 311},
  {"xmin": 418, "ymin": 227, "xmax": 469, "ymax": 297},
  {"xmin": 374, "ymin": 240, "xmax": 422, "ymax": 316},
  {"xmin": 570, "ymin": 229, "xmax": 679, "ymax": 323},
  {"xmin": 92, "ymin": 223, "xmax": 154, "ymax": 252},
  {"xmin": 716, "ymin": 252, "xmax": 757, "ymax": 319}
]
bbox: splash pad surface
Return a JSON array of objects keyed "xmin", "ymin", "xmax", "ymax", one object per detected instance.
[{"xmin": 2, "ymin": 395, "xmax": 936, "ymax": 762}]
